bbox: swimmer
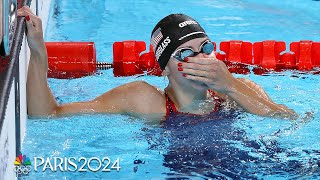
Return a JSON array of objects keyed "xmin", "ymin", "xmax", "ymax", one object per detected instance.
[{"xmin": 18, "ymin": 6, "xmax": 298, "ymax": 121}]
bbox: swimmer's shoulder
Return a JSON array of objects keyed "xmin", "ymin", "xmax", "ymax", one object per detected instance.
[
  {"xmin": 121, "ymin": 80, "xmax": 164, "ymax": 96},
  {"xmin": 56, "ymin": 81, "xmax": 166, "ymax": 119},
  {"xmin": 114, "ymin": 81, "xmax": 166, "ymax": 115}
]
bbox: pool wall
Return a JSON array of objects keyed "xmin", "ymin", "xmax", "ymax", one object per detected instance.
[{"xmin": 0, "ymin": 0, "xmax": 51, "ymax": 179}]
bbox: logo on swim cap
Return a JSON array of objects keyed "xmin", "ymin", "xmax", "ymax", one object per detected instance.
[
  {"xmin": 151, "ymin": 28, "xmax": 163, "ymax": 51},
  {"xmin": 179, "ymin": 20, "xmax": 198, "ymax": 28},
  {"xmin": 155, "ymin": 36, "xmax": 171, "ymax": 60}
]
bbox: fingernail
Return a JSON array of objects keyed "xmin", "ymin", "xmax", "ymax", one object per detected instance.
[
  {"xmin": 26, "ymin": 15, "xmax": 30, "ymax": 21},
  {"xmin": 177, "ymin": 63, "xmax": 183, "ymax": 67},
  {"xmin": 184, "ymin": 57, "xmax": 188, "ymax": 62},
  {"xmin": 182, "ymin": 73, "xmax": 187, "ymax": 77},
  {"xmin": 178, "ymin": 67, "xmax": 183, "ymax": 71}
]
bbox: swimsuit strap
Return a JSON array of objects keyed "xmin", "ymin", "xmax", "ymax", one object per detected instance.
[
  {"xmin": 165, "ymin": 90, "xmax": 224, "ymax": 116},
  {"xmin": 165, "ymin": 92, "xmax": 178, "ymax": 116},
  {"xmin": 208, "ymin": 89, "xmax": 224, "ymax": 112}
]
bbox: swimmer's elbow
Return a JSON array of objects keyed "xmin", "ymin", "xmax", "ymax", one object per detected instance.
[
  {"xmin": 27, "ymin": 107, "xmax": 58, "ymax": 119},
  {"xmin": 27, "ymin": 103, "xmax": 77, "ymax": 118}
]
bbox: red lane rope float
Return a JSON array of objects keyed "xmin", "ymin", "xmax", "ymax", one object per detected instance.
[
  {"xmin": 46, "ymin": 40, "xmax": 320, "ymax": 79},
  {"xmin": 113, "ymin": 41, "xmax": 161, "ymax": 76},
  {"xmin": 46, "ymin": 42, "xmax": 112, "ymax": 79}
]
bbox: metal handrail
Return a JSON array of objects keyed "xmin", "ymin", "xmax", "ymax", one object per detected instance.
[
  {"xmin": 1, "ymin": 0, "xmax": 17, "ymax": 56},
  {"xmin": 0, "ymin": 0, "xmax": 31, "ymax": 137}
]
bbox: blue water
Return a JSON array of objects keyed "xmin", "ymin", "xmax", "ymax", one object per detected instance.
[{"xmin": 22, "ymin": 0, "xmax": 320, "ymax": 179}]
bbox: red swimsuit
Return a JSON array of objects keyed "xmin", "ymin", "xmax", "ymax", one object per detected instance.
[{"xmin": 165, "ymin": 90, "xmax": 224, "ymax": 116}]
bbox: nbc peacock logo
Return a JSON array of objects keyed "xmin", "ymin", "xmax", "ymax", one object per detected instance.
[{"xmin": 13, "ymin": 154, "xmax": 32, "ymax": 177}]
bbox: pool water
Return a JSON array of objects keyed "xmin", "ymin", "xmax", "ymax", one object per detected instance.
[{"xmin": 22, "ymin": 0, "xmax": 320, "ymax": 179}]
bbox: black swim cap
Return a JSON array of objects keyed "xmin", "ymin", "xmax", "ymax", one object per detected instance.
[{"xmin": 151, "ymin": 14, "xmax": 208, "ymax": 70}]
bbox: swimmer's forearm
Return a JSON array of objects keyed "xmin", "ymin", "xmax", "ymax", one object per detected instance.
[
  {"xmin": 27, "ymin": 49, "xmax": 58, "ymax": 117},
  {"xmin": 226, "ymin": 78, "xmax": 297, "ymax": 119}
]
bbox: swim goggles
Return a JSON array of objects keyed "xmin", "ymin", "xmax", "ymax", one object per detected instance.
[{"xmin": 171, "ymin": 40, "xmax": 214, "ymax": 61}]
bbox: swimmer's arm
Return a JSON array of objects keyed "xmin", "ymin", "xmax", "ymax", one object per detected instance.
[
  {"xmin": 23, "ymin": 15, "xmax": 58, "ymax": 117},
  {"xmin": 18, "ymin": 6, "xmax": 58, "ymax": 118},
  {"xmin": 27, "ymin": 50, "xmax": 59, "ymax": 118},
  {"xmin": 21, "ymin": 7, "xmax": 164, "ymax": 119},
  {"xmin": 28, "ymin": 54, "xmax": 164, "ymax": 117},
  {"xmin": 21, "ymin": 6, "xmax": 163, "ymax": 118},
  {"xmin": 225, "ymin": 78, "xmax": 298, "ymax": 120},
  {"xmin": 27, "ymin": 78, "xmax": 141, "ymax": 117},
  {"xmin": 54, "ymin": 81, "xmax": 166, "ymax": 118},
  {"xmin": 22, "ymin": 9, "xmax": 119, "ymax": 117}
]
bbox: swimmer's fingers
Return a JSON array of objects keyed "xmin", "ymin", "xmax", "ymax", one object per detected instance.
[
  {"xmin": 18, "ymin": 7, "xmax": 45, "ymax": 53},
  {"xmin": 277, "ymin": 105, "xmax": 299, "ymax": 120},
  {"xmin": 181, "ymin": 67, "xmax": 216, "ymax": 80},
  {"xmin": 185, "ymin": 55, "xmax": 219, "ymax": 65},
  {"xmin": 287, "ymin": 110, "xmax": 299, "ymax": 120},
  {"xmin": 183, "ymin": 73, "xmax": 228, "ymax": 92},
  {"xmin": 18, "ymin": 6, "xmax": 34, "ymax": 15},
  {"xmin": 180, "ymin": 59, "xmax": 229, "ymax": 80},
  {"xmin": 182, "ymin": 57, "xmax": 226, "ymax": 73},
  {"xmin": 181, "ymin": 62, "xmax": 217, "ymax": 72},
  {"xmin": 17, "ymin": 6, "xmax": 36, "ymax": 20},
  {"xmin": 183, "ymin": 74, "xmax": 212, "ymax": 85},
  {"xmin": 18, "ymin": 7, "xmax": 43, "ymax": 32}
]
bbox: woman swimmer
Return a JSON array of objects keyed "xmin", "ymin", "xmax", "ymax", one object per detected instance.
[{"xmin": 18, "ymin": 6, "xmax": 297, "ymax": 121}]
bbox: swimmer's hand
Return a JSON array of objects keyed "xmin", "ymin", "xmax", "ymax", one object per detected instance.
[
  {"xmin": 179, "ymin": 55, "xmax": 298, "ymax": 119},
  {"xmin": 265, "ymin": 105, "xmax": 299, "ymax": 120},
  {"xmin": 18, "ymin": 6, "xmax": 46, "ymax": 55},
  {"xmin": 179, "ymin": 54, "xmax": 236, "ymax": 94},
  {"xmin": 299, "ymin": 111, "xmax": 314, "ymax": 123}
]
